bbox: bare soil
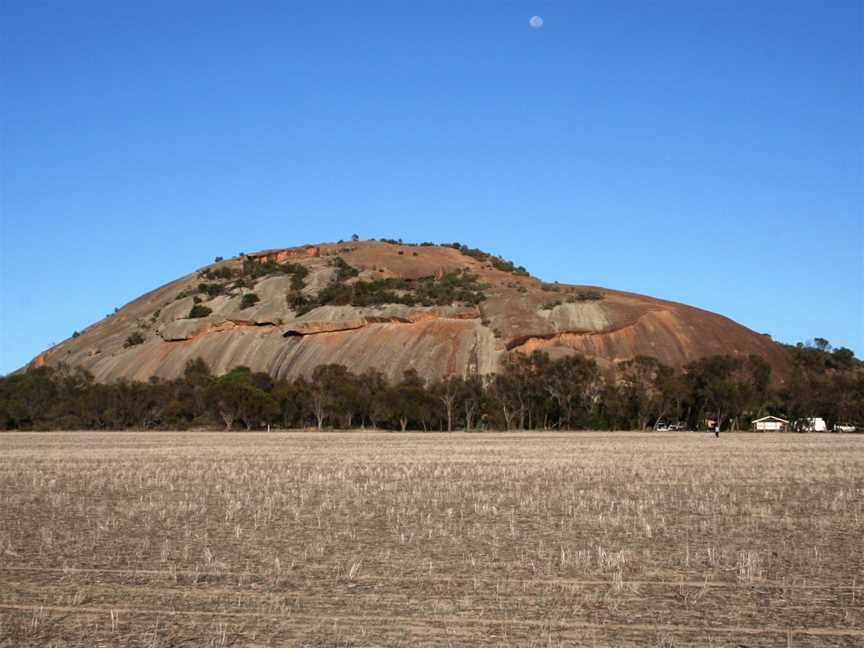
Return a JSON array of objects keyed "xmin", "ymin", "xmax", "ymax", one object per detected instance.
[{"xmin": 1, "ymin": 431, "xmax": 862, "ymax": 647}]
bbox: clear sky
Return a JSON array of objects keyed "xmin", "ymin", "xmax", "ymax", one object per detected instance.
[{"xmin": 1, "ymin": 1, "xmax": 862, "ymax": 374}]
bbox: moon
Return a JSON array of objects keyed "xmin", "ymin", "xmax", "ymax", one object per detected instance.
[{"xmin": 529, "ymin": 15, "xmax": 544, "ymax": 28}]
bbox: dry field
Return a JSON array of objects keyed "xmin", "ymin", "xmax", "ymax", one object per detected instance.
[{"xmin": 0, "ymin": 431, "xmax": 862, "ymax": 647}]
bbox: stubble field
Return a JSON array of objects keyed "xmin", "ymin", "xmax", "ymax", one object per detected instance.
[{"xmin": 0, "ymin": 431, "xmax": 862, "ymax": 647}]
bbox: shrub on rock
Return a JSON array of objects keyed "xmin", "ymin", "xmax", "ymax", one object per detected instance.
[
  {"xmin": 124, "ymin": 331, "xmax": 145, "ymax": 348},
  {"xmin": 240, "ymin": 293, "xmax": 260, "ymax": 310},
  {"xmin": 189, "ymin": 304, "xmax": 212, "ymax": 319}
]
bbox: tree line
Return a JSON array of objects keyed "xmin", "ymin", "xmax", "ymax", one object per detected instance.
[{"xmin": 1, "ymin": 340, "xmax": 861, "ymax": 432}]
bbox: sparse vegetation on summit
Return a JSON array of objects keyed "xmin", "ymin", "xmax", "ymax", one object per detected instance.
[
  {"xmin": 575, "ymin": 290, "xmax": 603, "ymax": 301},
  {"xmin": 445, "ymin": 242, "xmax": 530, "ymax": 276},
  {"xmin": 367, "ymin": 238, "xmax": 531, "ymax": 277},
  {"xmin": 198, "ymin": 266, "xmax": 236, "ymax": 281}
]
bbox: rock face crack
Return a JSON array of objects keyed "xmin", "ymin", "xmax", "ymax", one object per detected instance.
[
  {"xmin": 282, "ymin": 312, "xmax": 481, "ymax": 338},
  {"xmin": 160, "ymin": 319, "xmax": 279, "ymax": 343},
  {"xmin": 281, "ymin": 320, "xmax": 366, "ymax": 337}
]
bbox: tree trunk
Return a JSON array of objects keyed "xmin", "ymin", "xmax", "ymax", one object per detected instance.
[
  {"xmin": 220, "ymin": 411, "xmax": 235, "ymax": 431},
  {"xmin": 400, "ymin": 417, "xmax": 408, "ymax": 432},
  {"xmin": 501, "ymin": 404, "xmax": 514, "ymax": 430}
]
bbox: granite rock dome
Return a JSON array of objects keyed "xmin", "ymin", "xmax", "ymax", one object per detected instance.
[{"xmin": 28, "ymin": 241, "xmax": 792, "ymax": 383}]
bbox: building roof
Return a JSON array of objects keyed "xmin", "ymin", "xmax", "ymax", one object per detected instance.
[{"xmin": 752, "ymin": 416, "xmax": 789, "ymax": 424}]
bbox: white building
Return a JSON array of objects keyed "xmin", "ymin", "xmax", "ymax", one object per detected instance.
[
  {"xmin": 752, "ymin": 416, "xmax": 789, "ymax": 432},
  {"xmin": 799, "ymin": 417, "xmax": 828, "ymax": 432}
]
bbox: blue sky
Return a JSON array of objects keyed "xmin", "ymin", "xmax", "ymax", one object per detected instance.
[{"xmin": 1, "ymin": 0, "xmax": 862, "ymax": 373}]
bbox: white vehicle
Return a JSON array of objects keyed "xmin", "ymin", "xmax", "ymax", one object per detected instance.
[
  {"xmin": 653, "ymin": 421, "xmax": 687, "ymax": 432},
  {"xmin": 798, "ymin": 417, "xmax": 828, "ymax": 432},
  {"xmin": 833, "ymin": 423, "xmax": 857, "ymax": 433}
]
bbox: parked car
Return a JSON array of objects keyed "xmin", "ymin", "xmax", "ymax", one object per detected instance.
[
  {"xmin": 653, "ymin": 422, "xmax": 687, "ymax": 432},
  {"xmin": 833, "ymin": 423, "xmax": 857, "ymax": 433}
]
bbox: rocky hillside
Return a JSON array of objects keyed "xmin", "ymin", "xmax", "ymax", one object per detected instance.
[{"xmin": 28, "ymin": 241, "xmax": 793, "ymax": 383}]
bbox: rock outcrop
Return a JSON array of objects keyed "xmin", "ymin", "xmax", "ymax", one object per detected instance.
[{"xmin": 27, "ymin": 241, "xmax": 793, "ymax": 383}]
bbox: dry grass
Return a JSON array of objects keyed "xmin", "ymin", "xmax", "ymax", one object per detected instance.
[{"xmin": 0, "ymin": 431, "xmax": 862, "ymax": 647}]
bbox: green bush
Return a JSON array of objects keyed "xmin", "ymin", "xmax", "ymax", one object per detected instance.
[
  {"xmin": 313, "ymin": 282, "xmax": 354, "ymax": 308},
  {"xmin": 490, "ymin": 257, "xmax": 529, "ymax": 276},
  {"xmin": 287, "ymin": 290, "xmax": 311, "ymax": 313},
  {"xmin": 198, "ymin": 282, "xmax": 225, "ymax": 298},
  {"xmin": 189, "ymin": 304, "xmax": 212, "ymax": 319},
  {"xmin": 346, "ymin": 278, "xmax": 413, "ymax": 307},
  {"xmin": 240, "ymin": 293, "xmax": 260, "ymax": 310},
  {"xmin": 444, "ymin": 243, "xmax": 530, "ymax": 277},
  {"xmin": 330, "ymin": 256, "xmax": 359, "ymax": 281},
  {"xmin": 124, "ymin": 331, "xmax": 145, "ymax": 348},
  {"xmin": 199, "ymin": 266, "xmax": 235, "ymax": 280},
  {"xmin": 242, "ymin": 258, "xmax": 277, "ymax": 278},
  {"xmin": 174, "ymin": 287, "xmax": 198, "ymax": 301},
  {"xmin": 541, "ymin": 291, "xmax": 604, "ymax": 310},
  {"xmin": 414, "ymin": 271, "xmax": 486, "ymax": 306},
  {"xmin": 574, "ymin": 290, "xmax": 604, "ymax": 301},
  {"xmin": 288, "ymin": 264, "xmax": 308, "ymax": 290},
  {"xmin": 293, "ymin": 270, "xmax": 486, "ymax": 314},
  {"xmin": 241, "ymin": 258, "xmax": 308, "ymax": 291}
]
